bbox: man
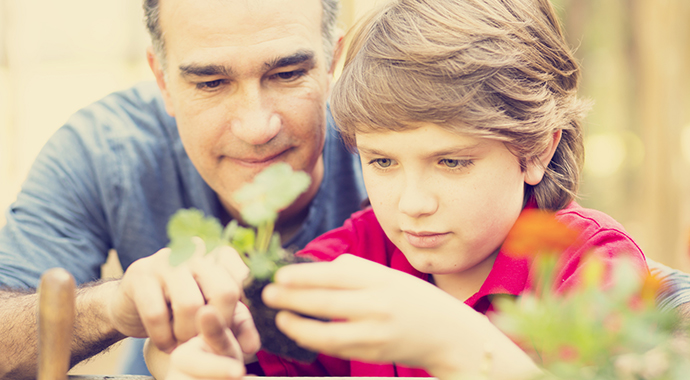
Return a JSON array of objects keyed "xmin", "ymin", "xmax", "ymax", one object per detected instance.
[{"xmin": 0, "ymin": 0, "xmax": 365, "ymax": 378}]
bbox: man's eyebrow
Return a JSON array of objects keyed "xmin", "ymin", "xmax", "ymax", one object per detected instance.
[
  {"xmin": 265, "ymin": 50, "xmax": 316, "ymax": 71},
  {"xmin": 178, "ymin": 64, "xmax": 232, "ymax": 78}
]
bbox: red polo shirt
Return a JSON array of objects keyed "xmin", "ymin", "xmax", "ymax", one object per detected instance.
[{"xmin": 255, "ymin": 201, "xmax": 648, "ymax": 377}]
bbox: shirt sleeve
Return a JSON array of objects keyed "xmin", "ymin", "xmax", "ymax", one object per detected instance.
[
  {"xmin": 0, "ymin": 107, "xmax": 116, "ymax": 288},
  {"xmin": 553, "ymin": 205, "xmax": 649, "ymax": 294},
  {"xmin": 297, "ymin": 213, "xmax": 362, "ymax": 262},
  {"xmin": 647, "ymin": 258, "xmax": 690, "ymax": 311}
]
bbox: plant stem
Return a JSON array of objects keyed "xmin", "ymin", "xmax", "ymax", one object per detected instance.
[{"xmin": 256, "ymin": 220, "xmax": 275, "ymax": 253}]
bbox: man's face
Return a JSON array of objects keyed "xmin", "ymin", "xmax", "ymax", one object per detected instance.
[{"xmin": 151, "ymin": 0, "xmax": 334, "ymax": 220}]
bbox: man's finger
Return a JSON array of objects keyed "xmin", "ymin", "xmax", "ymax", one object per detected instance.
[
  {"xmin": 189, "ymin": 252, "xmax": 243, "ymax": 329},
  {"xmin": 133, "ymin": 278, "xmax": 176, "ymax": 352},
  {"xmin": 215, "ymin": 245, "xmax": 250, "ymax": 287},
  {"xmin": 165, "ymin": 266, "xmax": 205, "ymax": 343}
]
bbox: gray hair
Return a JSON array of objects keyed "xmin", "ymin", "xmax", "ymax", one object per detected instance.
[{"xmin": 143, "ymin": 0, "xmax": 340, "ymax": 71}]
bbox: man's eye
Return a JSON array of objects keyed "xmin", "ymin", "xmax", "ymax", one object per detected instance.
[
  {"xmin": 196, "ymin": 80, "xmax": 224, "ymax": 90},
  {"xmin": 273, "ymin": 70, "xmax": 306, "ymax": 81}
]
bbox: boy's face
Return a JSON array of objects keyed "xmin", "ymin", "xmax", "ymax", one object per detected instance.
[
  {"xmin": 149, "ymin": 0, "xmax": 335, "ymax": 222},
  {"xmin": 357, "ymin": 123, "xmax": 540, "ymax": 287}
]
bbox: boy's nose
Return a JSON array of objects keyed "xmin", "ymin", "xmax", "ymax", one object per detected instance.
[
  {"xmin": 230, "ymin": 87, "xmax": 282, "ymax": 146},
  {"xmin": 398, "ymin": 178, "xmax": 438, "ymax": 217}
]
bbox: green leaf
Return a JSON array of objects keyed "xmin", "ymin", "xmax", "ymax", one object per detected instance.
[
  {"xmin": 231, "ymin": 226, "xmax": 256, "ymax": 256},
  {"xmin": 168, "ymin": 236, "xmax": 196, "ymax": 267},
  {"xmin": 239, "ymin": 200, "xmax": 278, "ymax": 228},
  {"xmin": 248, "ymin": 254, "xmax": 277, "ymax": 281},
  {"xmin": 233, "ymin": 163, "xmax": 311, "ymax": 226},
  {"xmin": 166, "ymin": 208, "xmax": 225, "ymax": 266}
]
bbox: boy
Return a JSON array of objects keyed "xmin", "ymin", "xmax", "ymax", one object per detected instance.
[{"xmin": 147, "ymin": 0, "xmax": 647, "ymax": 379}]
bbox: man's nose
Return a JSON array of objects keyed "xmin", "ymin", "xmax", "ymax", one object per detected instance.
[{"xmin": 230, "ymin": 86, "xmax": 281, "ymax": 145}]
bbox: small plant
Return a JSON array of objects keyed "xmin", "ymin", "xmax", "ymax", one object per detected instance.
[
  {"xmin": 493, "ymin": 209, "xmax": 690, "ymax": 379},
  {"xmin": 166, "ymin": 162, "xmax": 319, "ymax": 362}
]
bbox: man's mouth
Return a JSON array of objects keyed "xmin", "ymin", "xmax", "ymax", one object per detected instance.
[{"xmin": 229, "ymin": 148, "xmax": 291, "ymax": 166}]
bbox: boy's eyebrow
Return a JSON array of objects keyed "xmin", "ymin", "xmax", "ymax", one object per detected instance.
[
  {"xmin": 264, "ymin": 50, "xmax": 316, "ymax": 71},
  {"xmin": 179, "ymin": 64, "xmax": 232, "ymax": 78},
  {"xmin": 430, "ymin": 143, "xmax": 483, "ymax": 156},
  {"xmin": 357, "ymin": 143, "xmax": 483, "ymax": 156},
  {"xmin": 356, "ymin": 146, "xmax": 386, "ymax": 156}
]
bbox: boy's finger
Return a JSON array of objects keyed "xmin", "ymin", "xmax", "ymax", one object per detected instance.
[
  {"xmin": 231, "ymin": 303, "xmax": 262, "ymax": 357},
  {"xmin": 197, "ymin": 305, "xmax": 234, "ymax": 356},
  {"xmin": 171, "ymin": 338, "xmax": 246, "ymax": 380},
  {"xmin": 263, "ymin": 284, "xmax": 389, "ymax": 320},
  {"xmin": 273, "ymin": 254, "xmax": 390, "ymax": 288}
]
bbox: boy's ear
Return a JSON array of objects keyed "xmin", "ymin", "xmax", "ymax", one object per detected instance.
[
  {"xmin": 525, "ymin": 130, "xmax": 562, "ymax": 185},
  {"xmin": 147, "ymin": 46, "xmax": 176, "ymax": 118}
]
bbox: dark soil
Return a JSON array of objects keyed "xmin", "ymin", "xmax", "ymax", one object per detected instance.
[{"xmin": 243, "ymin": 256, "xmax": 319, "ymax": 363}]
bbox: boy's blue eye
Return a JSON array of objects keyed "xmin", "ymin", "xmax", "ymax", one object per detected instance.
[
  {"xmin": 440, "ymin": 159, "xmax": 472, "ymax": 168},
  {"xmin": 374, "ymin": 158, "xmax": 393, "ymax": 168},
  {"xmin": 442, "ymin": 159, "xmax": 459, "ymax": 168}
]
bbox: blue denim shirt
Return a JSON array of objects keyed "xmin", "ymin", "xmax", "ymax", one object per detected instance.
[{"xmin": 0, "ymin": 81, "xmax": 367, "ymax": 374}]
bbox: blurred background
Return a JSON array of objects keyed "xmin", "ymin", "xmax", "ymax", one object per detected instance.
[{"xmin": 0, "ymin": 0, "xmax": 689, "ymax": 375}]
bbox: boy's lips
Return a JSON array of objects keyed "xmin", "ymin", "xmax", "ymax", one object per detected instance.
[{"xmin": 403, "ymin": 230, "xmax": 450, "ymax": 249}]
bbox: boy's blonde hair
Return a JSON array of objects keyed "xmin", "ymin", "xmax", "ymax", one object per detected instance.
[{"xmin": 331, "ymin": 0, "xmax": 590, "ymax": 211}]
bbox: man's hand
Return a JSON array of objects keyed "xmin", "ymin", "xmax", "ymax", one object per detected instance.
[{"xmin": 109, "ymin": 242, "xmax": 252, "ymax": 353}]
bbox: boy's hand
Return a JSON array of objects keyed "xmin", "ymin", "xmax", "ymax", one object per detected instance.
[
  {"xmin": 262, "ymin": 254, "xmax": 466, "ymax": 368},
  {"xmin": 262, "ymin": 254, "xmax": 539, "ymax": 380},
  {"xmin": 166, "ymin": 305, "xmax": 247, "ymax": 380}
]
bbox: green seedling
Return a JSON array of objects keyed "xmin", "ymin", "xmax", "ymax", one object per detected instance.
[
  {"xmin": 166, "ymin": 162, "xmax": 311, "ymax": 280},
  {"xmin": 165, "ymin": 162, "xmax": 319, "ymax": 362}
]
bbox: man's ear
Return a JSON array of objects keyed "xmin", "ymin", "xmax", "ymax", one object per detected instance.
[
  {"xmin": 525, "ymin": 130, "xmax": 562, "ymax": 185},
  {"xmin": 147, "ymin": 46, "xmax": 176, "ymax": 117},
  {"xmin": 328, "ymin": 34, "xmax": 345, "ymax": 76}
]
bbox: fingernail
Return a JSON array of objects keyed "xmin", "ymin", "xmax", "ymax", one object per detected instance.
[
  {"xmin": 272, "ymin": 266, "xmax": 287, "ymax": 283},
  {"xmin": 262, "ymin": 284, "xmax": 277, "ymax": 303}
]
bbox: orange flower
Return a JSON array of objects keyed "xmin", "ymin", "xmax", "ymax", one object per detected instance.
[
  {"xmin": 639, "ymin": 272, "xmax": 665, "ymax": 307},
  {"xmin": 503, "ymin": 209, "xmax": 579, "ymax": 258}
]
